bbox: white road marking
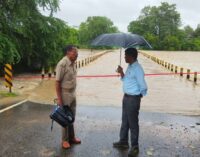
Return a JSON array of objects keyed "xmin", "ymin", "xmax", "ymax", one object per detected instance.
[{"xmin": 0, "ymin": 99, "xmax": 28, "ymax": 114}]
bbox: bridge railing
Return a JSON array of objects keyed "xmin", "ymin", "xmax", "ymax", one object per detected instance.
[{"xmin": 140, "ymin": 51, "xmax": 199, "ymax": 84}]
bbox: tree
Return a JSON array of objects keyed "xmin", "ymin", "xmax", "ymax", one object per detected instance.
[
  {"xmin": 193, "ymin": 38, "xmax": 200, "ymax": 51},
  {"xmin": 0, "ymin": 33, "xmax": 20, "ymax": 65},
  {"xmin": 183, "ymin": 25, "xmax": 194, "ymax": 39},
  {"xmin": 0, "ymin": 0, "xmax": 60, "ymax": 65},
  {"xmin": 193, "ymin": 24, "xmax": 200, "ymax": 38},
  {"xmin": 162, "ymin": 35, "xmax": 181, "ymax": 50},
  {"xmin": 78, "ymin": 16, "xmax": 119, "ymax": 46},
  {"xmin": 0, "ymin": 0, "xmax": 80, "ymax": 72},
  {"xmin": 128, "ymin": 2, "xmax": 181, "ymax": 50}
]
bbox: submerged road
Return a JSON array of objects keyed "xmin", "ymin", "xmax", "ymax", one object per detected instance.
[
  {"xmin": 0, "ymin": 101, "xmax": 199, "ymax": 157},
  {"xmin": 1, "ymin": 50, "xmax": 200, "ymax": 115},
  {"xmin": 76, "ymin": 51, "xmax": 200, "ymax": 115}
]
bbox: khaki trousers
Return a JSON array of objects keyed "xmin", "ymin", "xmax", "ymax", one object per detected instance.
[{"xmin": 62, "ymin": 89, "xmax": 76, "ymax": 141}]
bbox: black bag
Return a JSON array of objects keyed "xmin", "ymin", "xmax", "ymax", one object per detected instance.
[{"xmin": 50, "ymin": 105, "xmax": 74, "ymax": 131}]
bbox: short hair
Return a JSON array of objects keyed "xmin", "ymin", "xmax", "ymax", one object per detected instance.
[
  {"xmin": 63, "ymin": 45, "xmax": 76, "ymax": 55},
  {"xmin": 125, "ymin": 48, "xmax": 138, "ymax": 60}
]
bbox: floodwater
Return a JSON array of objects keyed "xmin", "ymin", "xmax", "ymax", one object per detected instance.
[
  {"xmin": 1, "ymin": 50, "xmax": 200, "ymax": 116},
  {"xmin": 77, "ymin": 49, "xmax": 104, "ymax": 60},
  {"xmin": 77, "ymin": 50, "xmax": 200, "ymax": 115},
  {"xmin": 144, "ymin": 51, "xmax": 200, "ymax": 73},
  {"xmin": 0, "ymin": 49, "xmax": 94, "ymax": 95}
]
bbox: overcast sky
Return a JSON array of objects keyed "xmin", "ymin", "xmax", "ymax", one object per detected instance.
[{"xmin": 44, "ymin": 0, "xmax": 200, "ymax": 32}]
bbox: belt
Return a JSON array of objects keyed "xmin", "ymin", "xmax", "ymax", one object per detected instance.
[
  {"xmin": 61, "ymin": 88, "xmax": 75, "ymax": 93},
  {"xmin": 124, "ymin": 93, "xmax": 142, "ymax": 98}
]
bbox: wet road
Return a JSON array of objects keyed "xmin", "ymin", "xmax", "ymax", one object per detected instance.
[{"xmin": 0, "ymin": 102, "xmax": 200, "ymax": 157}]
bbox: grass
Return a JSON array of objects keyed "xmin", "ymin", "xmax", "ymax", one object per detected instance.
[{"xmin": 0, "ymin": 91, "xmax": 18, "ymax": 98}]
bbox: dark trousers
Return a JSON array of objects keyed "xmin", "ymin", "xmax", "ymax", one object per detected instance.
[
  {"xmin": 120, "ymin": 94, "xmax": 141, "ymax": 146},
  {"xmin": 62, "ymin": 123, "xmax": 75, "ymax": 141}
]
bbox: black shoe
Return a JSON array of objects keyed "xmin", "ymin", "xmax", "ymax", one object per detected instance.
[
  {"xmin": 128, "ymin": 145, "xmax": 139, "ymax": 157},
  {"xmin": 113, "ymin": 141, "xmax": 129, "ymax": 149}
]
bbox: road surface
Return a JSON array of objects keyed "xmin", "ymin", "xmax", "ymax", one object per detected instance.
[{"xmin": 0, "ymin": 101, "xmax": 199, "ymax": 157}]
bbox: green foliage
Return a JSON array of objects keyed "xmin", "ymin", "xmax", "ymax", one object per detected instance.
[
  {"xmin": 144, "ymin": 33, "xmax": 159, "ymax": 49},
  {"xmin": 128, "ymin": 2, "xmax": 181, "ymax": 50},
  {"xmin": 37, "ymin": 0, "xmax": 60, "ymax": 16},
  {"xmin": 78, "ymin": 16, "xmax": 119, "ymax": 47},
  {"xmin": 162, "ymin": 36, "xmax": 181, "ymax": 50},
  {"xmin": 0, "ymin": 0, "xmax": 79, "ymax": 71},
  {"xmin": 1, "ymin": 0, "xmax": 200, "ymax": 74},
  {"xmin": 0, "ymin": 91, "xmax": 18, "ymax": 97},
  {"xmin": 193, "ymin": 24, "xmax": 200, "ymax": 38},
  {"xmin": 128, "ymin": 2, "xmax": 200, "ymax": 51},
  {"xmin": 193, "ymin": 38, "xmax": 200, "ymax": 50},
  {"xmin": 0, "ymin": 33, "xmax": 20, "ymax": 64},
  {"xmin": 183, "ymin": 25, "xmax": 194, "ymax": 39}
]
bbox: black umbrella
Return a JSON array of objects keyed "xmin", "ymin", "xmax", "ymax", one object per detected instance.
[
  {"xmin": 91, "ymin": 33, "xmax": 152, "ymax": 65},
  {"xmin": 91, "ymin": 32, "xmax": 152, "ymax": 48}
]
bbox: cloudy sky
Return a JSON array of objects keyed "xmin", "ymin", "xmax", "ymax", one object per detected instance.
[{"xmin": 44, "ymin": 0, "xmax": 200, "ymax": 32}]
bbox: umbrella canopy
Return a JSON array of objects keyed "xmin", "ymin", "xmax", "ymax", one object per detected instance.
[{"xmin": 91, "ymin": 32, "xmax": 152, "ymax": 49}]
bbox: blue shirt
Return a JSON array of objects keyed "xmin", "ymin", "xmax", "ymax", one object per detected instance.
[{"xmin": 121, "ymin": 61, "xmax": 148, "ymax": 96}]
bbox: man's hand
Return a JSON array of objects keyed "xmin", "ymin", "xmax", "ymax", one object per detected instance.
[
  {"xmin": 116, "ymin": 66, "xmax": 123, "ymax": 73},
  {"xmin": 116, "ymin": 66, "xmax": 125, "ymax": 78},
  {"xmin": 57, "ymin": 98, "xmax": 63, "ymax": 106}
]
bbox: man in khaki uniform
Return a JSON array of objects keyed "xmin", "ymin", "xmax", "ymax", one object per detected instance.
[{"xmin": 55, "ymin": 45, "xmax": 81, "ymax": 149}]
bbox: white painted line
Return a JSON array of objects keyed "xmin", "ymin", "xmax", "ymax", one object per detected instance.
[{"xmin": 0, "ymin": 99, "xmax": 28, "ymax": 114}]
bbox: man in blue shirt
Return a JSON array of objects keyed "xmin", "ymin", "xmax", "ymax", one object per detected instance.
[{"xmin": 113, "ymin": 48, "xmax": 147, "ymax": 157}]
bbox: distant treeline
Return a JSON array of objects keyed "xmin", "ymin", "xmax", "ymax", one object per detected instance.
[
  {"xmin": 128, "ymin": 2, "xmax": 200, "ymax": 51},
  {"xmin": 0, "ymin": 1, "xmax": 199, "ymax": 72}
]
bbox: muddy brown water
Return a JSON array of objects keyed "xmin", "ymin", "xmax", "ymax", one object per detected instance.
[{"xmin": 1, "ymin": 50, "xmax": 200, "ymax": 116}]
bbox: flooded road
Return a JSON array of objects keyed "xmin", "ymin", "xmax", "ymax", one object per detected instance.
[
  {"xmin": 144, "ymin": 51, "xmax": 200, "ymax": 73},
  {"xmin": 77, "ymin": 50, "xmax": 200, "ymax": 115},
  {"xmin": 0, "ymin": 101, "xmax": 199, "ymax": 157},
  {"xmin": 1, "ymin": 50, "xmax": 200, "ymax": 115},
  {"xmin": 77, "ymin": 49, "xmax": 103, "ymax": 60}
]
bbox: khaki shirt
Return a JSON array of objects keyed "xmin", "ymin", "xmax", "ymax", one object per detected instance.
[{"xmin": 56, "ymin": 56, "xmax": 77, "ymax": 105}]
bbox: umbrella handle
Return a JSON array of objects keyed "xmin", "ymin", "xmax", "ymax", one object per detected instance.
[{"xmin": 120, "ymin": 48, "xmax": 122, "ymax": 66}]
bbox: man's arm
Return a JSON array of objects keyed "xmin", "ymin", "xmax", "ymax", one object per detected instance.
[
  {"xmin": 135, "ymin": 67, "xmax": 148, "ymax": 96},
  {"xmin": 55, "ymin": 81, "xmax": 63, "ymax": 106},
  {"xmin": 55, "ymin": 62, "xmax": 65, "ymax": 106}
]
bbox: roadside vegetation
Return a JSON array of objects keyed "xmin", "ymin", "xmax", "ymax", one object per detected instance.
[{"xmin": 0, "ymin": 1, "xmax": 199, "ymax": 73}]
